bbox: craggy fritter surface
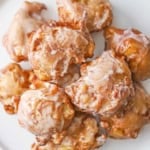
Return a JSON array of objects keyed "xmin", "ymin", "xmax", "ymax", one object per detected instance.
[
  {"xmin": 57, "ymin": 64, "xmax": 80, "ymax": 87},
  {"xmin": 66, "ymin": 50, "xmax": 134, "ymax": 117},
  {"xmin": 28, "ymin": 20, "xmax": 94, "ymax": 82},
  {"xmin": 104, "ymin": 27, "xmax": 150, "ymax": 81},
  {"xmin": 0, "ymin": 63, "xmax": 31, "ymax": 114},
  {"xmin": 56, "ymin": 0, "xmax": 112, "ymax": 32},
  {"xmin": 18, "ymin": 83, "xmax": 75, "ymax": 144},
  {"xmin": 1, "ymin": 1, "xmax": 150, "ymax": 150},
  {"xmin": 29, "ymin": 64, "xmax": 80, "ymax": 88},
  {"xmin": 32, "ymin": 112, "xmax": 107, "ymax": 150},
  {"xmin": 3, "ymin": 1, "xmax": 46, "ymax": 62},
  {"xmin": 101, "ymin": 83, "xmax": 150, "ymax": 139}
]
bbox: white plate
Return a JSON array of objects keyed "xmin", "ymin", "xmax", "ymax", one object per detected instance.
[{"xmin": 0, "ymin": 0, "xmax": 150, "ymax": 150}]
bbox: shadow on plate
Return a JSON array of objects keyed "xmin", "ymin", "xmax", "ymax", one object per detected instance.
[{"xmin": 0, "ymin": 140, "xmax": 9, "ymax": 150}]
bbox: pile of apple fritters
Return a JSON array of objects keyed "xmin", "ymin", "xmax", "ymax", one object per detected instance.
[{"xmin": 0, "ymin": 1, "xmax": 150, "ymax": 150}]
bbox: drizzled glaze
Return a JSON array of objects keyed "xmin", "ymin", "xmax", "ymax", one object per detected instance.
[
  {"xmin": 18, "ymin": 84, "xmax": 74, "ymax": 142},
  {"xmin": 66, "ymin": 50, "xmax": 134, "ymax": 116},
  {"xmin": 56, "ymin": 0, "xmax": 112, "ymax": 32}
]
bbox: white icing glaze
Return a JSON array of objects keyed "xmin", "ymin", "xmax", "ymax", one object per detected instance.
[
  {"xmin": 84, "ymin": 51, "xmax": 124, "ymax": 87},
  {"xmin": 114, "ymin": 28, "xmax": 150, "ymax": 52},
  {"xmin": 66, "ymin": 50, "xmax": 133, "ymax": 116},
  {"xmin": 28, "ymin": 22, "xmax": 92, "ymax": 81},
  {"xmin": 18, "ymin": 84, "xmax": 74, "ymax": 136},
  {"xmin": 57, "ymin": 0, "xmax": 112, "ymax": 31}
]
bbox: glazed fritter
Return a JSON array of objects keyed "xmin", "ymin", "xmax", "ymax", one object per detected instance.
[
  {"xmin": 104, "ymin": 27, "xmax": 150, "ymax": 81},
  {"xmin": 32, "ymin": 112, "xmax": 106, "ymax": 150},
  {"xmin": 18, "ymin": 83, "xmax": 75, "ymax": 144},
  {"xmin": 57, "ymin": 0, "xmax": 112, "ymax": 32},
  {"xmin": 66, "ymin": 50, "xmax": 134, "ymax": 117},
  {"xmin": 101, "ymin": 83, "xmax": 150, "ymax": 139},
  {"xmin": 3, "ymin": 1, "xmax": 46, "ymax": 62},
  {"xmin": 0, "ymin": 63, "xmax": 31, "ymax": 114},
  {"xmin": 28, "ymin": 20, "xmax": 94, "ymax": 82}
]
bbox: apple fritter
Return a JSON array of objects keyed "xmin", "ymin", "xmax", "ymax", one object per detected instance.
[
  {"xmin": 0, "ymin": 63, "xmax": 31, "ymax": 114},
  {"xmin": 3, "ymin": 1, "xmax": 46, "ymax": 62},
  {"xmin": 56, "ymin": 0, "xmax": 113, "ymax": 32},
  {"xmin": 28, "ymin": 20, "xmax": 94, "ymax": 82},
  {"xmin": 104, "ymin": 27, "xmax": 150, "ymax": 81},
  {"xmin": 65, "ymin": 50, "xmax": 134, "ymax": 117},
  {"xmin": 32, "ymin": 112, "xmax": 107, "ymax": 150},
  {"xmin": 102, "ymin": 83, "xmax": 150, "ymax": 139},
  {"xmin": 18, "ymin": 83, "xmax": 75, "ymax": 144}
]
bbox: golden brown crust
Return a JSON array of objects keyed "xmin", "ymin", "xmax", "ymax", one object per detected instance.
[
  {"xmin": 28, "ymin": 20, "xmax": 94, "ymax": 82},
  {"xmin": 102, "ymin": 83, "xmax": 150, "ymax": 139},
  {"xmin": 104, "ymin": 26, "xmax": 150, "ymax": 81},
  {"xmin": 3, "ymin": 1, "xmax": 46, "ymax": 62},
  {"xmin": 29, "ymin": 64, "xmax": 80, "ymax": 88},
  {"xmin": 0, "ymin": 63, "xmax": 31, "ymax": 114},
  {"xmin": 56, "ymin": 64, "xmax": 80, "ymax": 87},
  {"xmin": 1, "ymin": 1, "xmax": 150, "ymax": 149},
  {"xmin": 18, "ymin": 83, "xmax": 75, "ymax": 144},
  {"xmin": 32, "ymin": 112, "xmax": 107, "ymax": 150},
  {"xmin": 56, "ymin": 0, "xmax": 113, "ymax": 32},
  {"xmin": 65, "ymin": 50, "xmax": 134, "ymax": 116}
]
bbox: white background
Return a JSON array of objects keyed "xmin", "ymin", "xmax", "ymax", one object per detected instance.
[{"xmin": 0, "ymin": 0, "xmax": 150, "ymax": 150}]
